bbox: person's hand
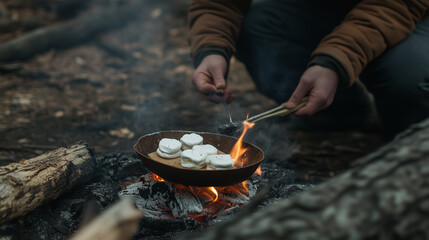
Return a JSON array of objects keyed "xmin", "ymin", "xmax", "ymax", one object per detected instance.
[
  {"xmin": 285, "ymin": 65, "xmax": 339, "ymax": 116},
  {"xmin": 192, "ymin": 54, "xmax": 234, "ymax": 103}
]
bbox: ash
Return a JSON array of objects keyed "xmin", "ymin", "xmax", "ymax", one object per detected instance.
[
  {"xmin": 118, "ymin": 173, "xmax": 259, "ymax": 221},
  {"xmin": 0, "ymin": 153, "xmax": 312, "ymax": 240}
]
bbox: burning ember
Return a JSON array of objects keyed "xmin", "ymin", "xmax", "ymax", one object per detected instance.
[
  {"xmin": 152, "ymin": 173, "xmax": 166, "ymax": 182},
  {"xmin": 255, "ymin": 166, "xmax": 262, "ymax": 176},
  {"xmin": 152, "ymin": 173, "xmax": 221, "ymax": 204},
  {"xmin": 230, "ymin": 120, "xmax": 255, "ymax": 167},
  {"xmin": 119, "ymin": 173, "xmax": 259, "ymax": 222}
]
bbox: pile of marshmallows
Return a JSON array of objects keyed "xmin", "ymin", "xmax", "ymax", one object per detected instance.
[{"xmin": 156, "ymin": 133, "xmax": 235, "ymax": 170}]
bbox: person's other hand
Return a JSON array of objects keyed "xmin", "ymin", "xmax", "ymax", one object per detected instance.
[
  {"xmin": 192, "ymin": 54, "xmax": 234, "ymax": 103},
  {"xmin": 285, "ymin": 65, "xmax": 339, "ymax": 116}
]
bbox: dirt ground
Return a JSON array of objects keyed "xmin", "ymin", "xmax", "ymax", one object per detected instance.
[{"xmin": 0, "ymin": 0, "xmax": 385, "ymax": 182}]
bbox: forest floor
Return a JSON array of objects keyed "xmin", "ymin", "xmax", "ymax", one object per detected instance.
[{"xmin": 0, "ymin": 0, "xmax": 385, "ymax": 183}]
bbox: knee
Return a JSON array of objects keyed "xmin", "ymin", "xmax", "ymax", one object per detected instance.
[
  {"xmin": 363, "ymin": 19, "xmax": 429, "ymax": 99},
  {"xmin": 366, "ymin": 53, "xmax": 429, "ymax": 133}
]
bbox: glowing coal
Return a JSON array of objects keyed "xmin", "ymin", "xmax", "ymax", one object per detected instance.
[{"xmin": 118, "ymin": 173, "xmax": 259, "ymax": 221}]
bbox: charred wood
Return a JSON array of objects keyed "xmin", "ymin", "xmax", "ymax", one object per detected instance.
[
  {"xmin": 179, "ymin": 118, "xmax": 429, "ymax": 240},
  {"xmin": 0, "ymin": 142, "xmax": 95, "ymax": 224},
  {"xmin": 69, "ymin": 199, "xmax": 143, "ymax": 240},
  {"xmin": 0, "ymin": 0, "xmax": 149, "ymax": 62}
]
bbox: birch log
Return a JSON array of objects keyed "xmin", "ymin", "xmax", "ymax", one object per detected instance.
[
  {"xmin": 0, "ymin": 142, "xmax": 95, "ymax": 224},
  {"xmin": 179, "ymin": 118, "xmax": 429, "ymax": 240}
]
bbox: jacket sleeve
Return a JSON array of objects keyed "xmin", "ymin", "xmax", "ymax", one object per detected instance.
[
  {"xmin": 188, "ymin": 0, "xmax": 251, "ymax": 67},
  {"xmin": 312, "ymin": 0, "xmax": 429, "ymax": 86}
]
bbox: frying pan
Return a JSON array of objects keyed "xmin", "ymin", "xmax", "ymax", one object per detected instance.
[{"xmin": 134, "ymin": 130, "xmax": 264, "ymax": 187}]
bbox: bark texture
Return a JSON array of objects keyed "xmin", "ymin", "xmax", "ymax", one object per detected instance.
[
  {"xmin": 69, "ymin": 199, "xmax": 143, "ymax": 240},
  {"xmin": 179, "ymin": 118, "xmax": 429, "ymax": 240},
  {"xmin": 0, "ymin": 142, "xmax": 95, "ymax": 224}
]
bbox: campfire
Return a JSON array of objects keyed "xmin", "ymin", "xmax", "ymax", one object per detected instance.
[
  {"xmin": 119, "ymin": 121, "xmax": 262, "ymax": 222},
  {"xmin": 118, "ymin": 172, "xmax": 259, "ymax": 221}
]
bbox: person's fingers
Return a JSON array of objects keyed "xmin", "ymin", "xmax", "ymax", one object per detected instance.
[
  {"xmin": 294, "ymin": 91, "xmax": 332, "ymax": 116},
  {"xmin": 294, "ymin": 96, "xmax": 324, "ymax": 116},
  {"xmin": 285, "ymin": 77, "xmax": 312, "ymax": 108},
  {"xmin": 210, "ymin": 65, "xmax": 226, "ymax": 90},
  {"xmin": 206, "ymin": 94, "xmax": 223, "ymax": 103},
  {"xmin": 204, "ymin": 89, "xmax": 235, "ymax": 104},
  {"xmin": 191, "ymin": 54, "xmax": 231, "ymax": 103},
  {"xmin": 224, "ymin": 89, "xmax": 235, "ymax": 103},
  {"xmin": 192, "ymin": 71, "xmax": 218, "ymax": 95}
]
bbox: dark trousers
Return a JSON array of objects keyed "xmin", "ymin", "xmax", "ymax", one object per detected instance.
[{"xmin": 236, "ymin": 0, "xmax": 429, "ymax": 134}]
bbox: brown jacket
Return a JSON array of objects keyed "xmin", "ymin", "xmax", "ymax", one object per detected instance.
[{"xmin": 188, "ymin": 0, "xmax": 429, "ymax": 86}]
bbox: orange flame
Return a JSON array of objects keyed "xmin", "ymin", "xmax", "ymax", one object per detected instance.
[
  {"xmin": 152, "ymin": 173, "xmax": 219, "ymax": 202},
  {"xmin": 151, "ymin": 173, "xmax": 253, "ymax": 221},
  {"xmin": 208, "ymin": 187, "xmax": 219, "ymax": 202},
  {"xmin": 229, "ymin": 120, "xmax": 255, "ymax": 167},
  {"xmin": 241, "ymin": 181, "xmax": 248, "ymax": 193},
  {"xmin": 152, "ymin": 173, "xmax": 166, "ymax": 182},
  {"xmin": 255, "ymin": 166, "xmax": 262, "ymax": 176}
]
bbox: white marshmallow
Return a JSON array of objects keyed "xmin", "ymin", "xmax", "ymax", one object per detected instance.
[
  {"xmin": 192, "ymin": 144, "xmax": 218, "ymax": 156},
  {"xmin": 157, "ymin": 148, "xmax": 182, "ymax": 158},
  {"xmin": 181, "ymin": 143, "xmax": 192, "ymax": 150},
  {"xmin": 158, "ymin": 138, "xmax": 182, "ymax": 154},
  {"xmin": 181, "ymin": 149, "xmax": 207, "ymax": 169},
  {"xmin": 207, "ymin": 154, "xmax": 234, "ymax": 170},
  {"xmin": 180, "ymin": 133, "xmax": 203, "ymax": 150}
]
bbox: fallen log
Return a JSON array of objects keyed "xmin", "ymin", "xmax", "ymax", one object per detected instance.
[
  {"xmin": 179, "ymin": 118, "xmax": 429, "ymax": 240},
  {"xmin": 0, "ymin": 142, "xmax": 95, "ymax": 224},
  {"xmin": 0, "ymin": 0, "xmax": 150, "ymax": 62},
  {"xmin": 69, "ymin": 199, "xmax": 143, "ymax": 240}
]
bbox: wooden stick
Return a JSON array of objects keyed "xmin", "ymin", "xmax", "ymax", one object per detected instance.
[
  {"xmin": 247, "ymin": 97, "xmax": 308, "ymax": 123},
  {"xmin": 251, "ymin": 99, "xmax": 308, "ymax": 123}
]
